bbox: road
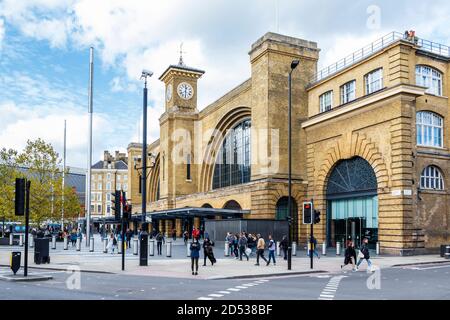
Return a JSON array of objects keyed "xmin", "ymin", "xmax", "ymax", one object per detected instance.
[{"xmin": 1, "ymin": 262, "xmax": 449, "ymax": 300}]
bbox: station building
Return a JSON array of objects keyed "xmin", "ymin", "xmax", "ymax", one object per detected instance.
[{"xmin": 126, "ymin": 31, "xmax": 450, "ymax": 255}]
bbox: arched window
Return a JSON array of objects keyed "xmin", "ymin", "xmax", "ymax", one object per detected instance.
[
  {"xmin": 212, "ymin": 119, "xmax": 251, "ymax": 189},
  {"xmin": 416, "ymin": 111, "xmax": 443, "ymax": 147},
  {"xmin": 416, "ymin": 65, "xmax": 443, "ymax": 96},
  {"xmin": 420, "ymin": 165, "xmax": 444, "ymax": 190}
]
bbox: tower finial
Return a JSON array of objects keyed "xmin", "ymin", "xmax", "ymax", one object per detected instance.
[{"xmin": 178, "ymin": 42, "xmax": 186, "ymax": 66}]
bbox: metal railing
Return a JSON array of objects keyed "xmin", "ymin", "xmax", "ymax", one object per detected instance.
[{"xmin": 311, "ymin": 31, "xmax": 450, "ymax": 84}]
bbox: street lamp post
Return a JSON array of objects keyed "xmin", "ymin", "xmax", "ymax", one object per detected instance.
[{"xmin": 287, "ymin": 59, "xmax": 300, "ymax": 271}]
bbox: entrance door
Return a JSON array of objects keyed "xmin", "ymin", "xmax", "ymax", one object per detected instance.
[{"xmin": 345, "ymin": 218, "xmax": 363, "ymax": 248}]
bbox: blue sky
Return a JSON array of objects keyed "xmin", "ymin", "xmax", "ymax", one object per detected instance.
[{"xmin": 1, "ymin": 0, "xmax": 450, "ymax": 168}]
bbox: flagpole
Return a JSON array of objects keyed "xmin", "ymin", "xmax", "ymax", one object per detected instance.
[{"xmin": 86, "ymin": 47, "xmax": 94, "ymax": 246}]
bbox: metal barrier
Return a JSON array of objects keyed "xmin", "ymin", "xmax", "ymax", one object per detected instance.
[
  {"xmin": 166, "ymin": 241, "xmax": 172, "ymax": 257},
  {"xmin": 19, "ymin": 234, "xmax": 24, "ymax": 247},
  {"xmin": 118, "ymin": 240, "xmax": 122, "ymax": 254},
  {"xmin": 276, "ymin": 241, "xmax": 281, "ymax": 256},
  {"xmin": 63, "ymin": 237, "xmax": 68, "ymax": 250},
  {"xmin": 51, "ymin": 235, "xmax": 56, "ymax": 249},
  {"xmin": 9, "ymin": 233, "xmax": 13, "ymax": 246},
  {"xmin": 224, "ymin": 242, "xmax": 229, "ymax": 256},
  {"xmin": 376, "ymin": 242, "xmax": 380, "ymax": 255},
  {"xmin": 149, "ymin": 239, "xmax": 155, "ymax": 256},
  {"xmin": 322, "ymin": 241, "xmax": 327, "ymax": 256},
  {"xmin": 89, "ymin": 237, "xmax": 94, "ymax": 252},
  {"xmin": 336, "ymin": 242, "xmax": 341, "ymax": 255},
  {"xmin": 292, "ymin": 242, "xmax": 297, "ymax": 256},
  {"xmin": 186, "ymin": 242, "xmax": 191, "ymax": 257},
  {"xmin": 76, "ymin": 238, "xmax": 81, "ymax": 251},
  {"xmin": 103, "ymin": 238, "xmax": 107, "ymax": 253},
  {"xmin": 133, "ymin": 238, "xmax": 139, "ymax": 255}
]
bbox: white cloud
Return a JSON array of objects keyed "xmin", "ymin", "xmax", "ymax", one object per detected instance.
[{"xmin": 0, "ymin": 19, "xmax": 4, "ymax": 50}]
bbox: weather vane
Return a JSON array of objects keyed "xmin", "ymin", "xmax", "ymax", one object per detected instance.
[{"xmin": 178, "ymin": 42, "xmax": 186, "ymax": 66}]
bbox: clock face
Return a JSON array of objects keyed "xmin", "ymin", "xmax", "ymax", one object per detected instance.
[
  {"xmin": 166, "ymin": 84, "xmax": 172, "ymax": 102},
  {"xmin": 177, "ymin": 82, "xmax": 194, "ymax": 100}
]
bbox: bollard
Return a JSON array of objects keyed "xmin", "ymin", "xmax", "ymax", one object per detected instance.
[
  {"xmin": 276, "ymin": 241, "xmax": 281, "ymax": 256},
  {"xmin": 166, "ymin": 241, "xmax": 172, "ymax": 257},
  {"xmin": 186, "ymin": 242, "xmax": 191, "ymax": 257},
  {"xmin": 336, "ymin": 241, "xmax": 341, "ymax": 255},
  {"xmin": 51, "ymin": 235, "xmax": 56, "ymax": 249},
  {"xmin": 63, "ymin": 236, "xmax": 68, "ymax": 250},
  {"xmin": 118, "ymin": 240, "xmax": 122, "ymax": 254},
  {"xmin": 9, "ymin": 233, "xmax": 13, "ymax": 246},
  {"xmin": 76, "ymin": 238, "xmax": 81, "ymax": 251},
  {"xmin": 292, "ymin": 242, "xmax": 297, "ymax": 256},
  {"xmin": 19, "ymin": 234, "xmax": 24, "ymax": 247},
  {"xmin": 103, "ymin": 238, "xmax": 107, "ymax": 253},
  {"xmin": 322, "ymin": 241, "xmax": 327, "ymax": 256},
  {"xmin": 89, "ymin": 237, "xmax": 94, "ymax": 252},
  {"xmin": 224, "ymin": 242, "xmax": 229, "ymax": 256},
  {"xmin": 149, "ymin": 239, "xmax": 155, "ymax": 256},
  {"xmin": 30, "ymin": 235, "xmax": 34, "ymax": 248},
  {"xmin": 133, "ymin": 238, "xmax": 139, "ymax": 255},
  {"xmin": 376, "ymin": 242, "xmax": 380, "ymax": 255}
]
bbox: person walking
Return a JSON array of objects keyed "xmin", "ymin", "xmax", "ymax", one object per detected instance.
[
  {"xmin": 267, "ymin": 235, "xmax": 276, "ymax": 266},
  {"xmin": 156, "ymin": 231, "xmax": 165, "ymax": 255},
  {"xmin": 341, "ymin": 240, "xmax": 357, "ymax": 271},
  {"xmin": 183, "ymin": 230, "xmax": 189, "ymax": 244},
  {"xmin": 126, "ymin": 229, "xmax": 133, "ymax": 248},
  {"xmin": 307, "ymin": 235, "xmax": 320, "ymax": 259},
  {"xmin": 255, "ymin": 234, "xmax": 268, "ymax": 266},
  {"xmin": 190, "ymin": 239, "xmax": 201, "ymax": 275},
  {"xmin": 356, "ymin": 238, "xmax": 373, "ymax": 272},
  {"xmin": 247, "ymin": 234, "xmax": 256, "ymax": 256},
  {"xmin": 233, "ymin": 233, "xmax": 239, "ymax": 259},
  {"xmin": 202, "ymin": 237, "xmax": 216, "ymax": 266},
  {"xmin": 238, "ymin": 232, "xmax": 249, "ymax": 261},
  {"xmin": 192, "ymin": 227, "xmax": 200, "ymax": 241},
  {"xmin": 70, "ymin": 230, "xmax": 77, "ymax": 247},
  {"xmin": 279, "ymin": 235, "xmax": 288, "ymax": 260},
  {"xmin": 107, "ymin": 233, "xmax": 116, "ymax": 254},
  {"xmin": 172, "ymin": 229, "xmax": 177, "ymax": 241}
]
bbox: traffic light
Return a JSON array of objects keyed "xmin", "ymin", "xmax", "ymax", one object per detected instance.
[
  {"xmin": 111, "ymin": 190, "xmax": 121, "ymax": 221},
  {"xmin": 302, "ymin": 201, "xmax": 313, "ymax": 224},
  {"xmin": 314, "ymin": 210, "xmax": 321, "ymax": 224},
  {"xmin": 121, "ymin": 191, "xmax": 131, "ymax": 221},
  {"xmin": 15, "ymin": 178, "xmax": 26, "ymax": 216}
]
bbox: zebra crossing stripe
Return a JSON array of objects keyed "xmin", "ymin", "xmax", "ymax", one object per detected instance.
[{"xmin": 197, "ymin": 297, "xmax": 213, "ymax": 300}]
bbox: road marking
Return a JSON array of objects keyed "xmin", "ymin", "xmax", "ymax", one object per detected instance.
[
  {"xmin": 320, "ymin": 294, "xmax": 334, "ymax": 298},
  {"xmin": 198, "ymin": 297, "xmax": 213, "ymax": 300},
  {"xmin": 227, "ymin": 288, "xmax": 240, "ymax": 291},
  {"xmin": 318, "ymin": 276, "xmax": 346, "ymax": 300},
  {"xmin": 235, "ymin": 286, "xmax": 248, "ymax": 289},
  {"xmin": 208, "ymin": 294, "xmax": 224, "ymax": 298},
  {"xmin": 218, "ymin": 291, "xmax": 230, "ymax": 294}
]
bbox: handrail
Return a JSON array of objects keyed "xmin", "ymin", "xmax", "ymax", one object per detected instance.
[{"xmin": 310, "ymin": 31, "xmax": 450, "ymax": 84}]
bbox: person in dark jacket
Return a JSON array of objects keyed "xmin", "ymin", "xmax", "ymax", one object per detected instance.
[
  {"xmin": 341, "ymin": 240, "xmax": 357, "ymax": 271},
  {"xmin": 279, "ymin": 235, "xmax": 288, "ymax": 260},
  {"xmin": 190, "ymin": 239, "xmax": 201, "ymax": 275},
  {"xmin": 356, "ymin": 238, "xmax": 373, "ymax": 272},
  {"xmin": 202, "ymin": 238, "xmax": 216, "ymax": 266},
  {"xmin": 156, "ymin": 232, "xmax": 165, "ymax": 255},
  {"xmin": 238, "ymin": 232, "xmax": 249, "ymax": 261}
]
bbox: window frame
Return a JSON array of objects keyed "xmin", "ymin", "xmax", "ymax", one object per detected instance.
[
  {"xmin": 420, "ymin": 165, "xmax": 444, "ymax": 190},
  {"xmin": 340, "ymin": 80, "xmax": 356, "ymax": 104},
  {"xmin": 319, "ymin": 90, "xmax": 333, "ymax": 113},
  {"xmin": 416, "ymin": 111, "xmax": 444, "ymax": 148},
  {"xmin": 416, "ymin": 65, "xmax": 443, "ymax": 96},
  {"xmin": 365, "ymin": 68, "xmax": 383, "ymax": 95}
]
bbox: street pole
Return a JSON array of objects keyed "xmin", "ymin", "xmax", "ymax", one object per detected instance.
[
  {"xmin": 62, "ymin": 119, "xmax": 66, "ymax": 230},
  {"xmin": 24, "ymin": 180, "xmax": 30, "ymax": 277},
  {"xmin": 121, "ymin": 192, "xmax": 125, "ymax": 271},
  {"xmin": 310, "ymin": 199, "xmax": 314, "ymax": 270},
  {"xmin": 86, "ymin": 47, "xmax": 94, "ymax": 246}
]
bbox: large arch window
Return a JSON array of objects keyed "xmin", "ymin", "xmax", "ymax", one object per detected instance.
[
  {"xmin": 416, "ymin": 111, "xmax": 443, "ymax": 147},
  {"xmin": 212, "ymin": 119, "xmax": 251, "ymax": 189},
  {"xmin": 420, "ymin": 165, "xmax": 444, "ymax": 190},
  {"xmin": 416, "ymin": 65, "xmax": 443, "ymax": 96}
]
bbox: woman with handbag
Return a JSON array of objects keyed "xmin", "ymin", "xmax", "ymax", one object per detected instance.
[
  {"xmin": 356, "ymin": 238, "xmax": 373, "ymax": 272},
  {"xmin": 341, "ymin": 240, "xmax": 357, "ymax": 271}
]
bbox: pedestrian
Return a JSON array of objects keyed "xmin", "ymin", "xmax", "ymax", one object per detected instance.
[
  {"xmin": 307, "ymin": 235, "xmax": 320, "ymax": 259},
  {"xmin": 156, "ymin": 231, "xmax": 165, "ymax": 255},
  {"xmin": 172, "ymin": 229, "xmax": 177, "ymax": 241},
  {"xmin": 183, "ymin": 230, "xmax": 189, "ymax": 244},
  {"xmin": 341, "ymin": 240, "xmax": 357, "ymax": 271},
  {"xmin": 247, "ymin": 234, "xmax": 256, "ymax": 256},
  {"xmin": 238, "ymin": 232, "xmax": 249, "ymax": 261},
  {"xmin": 233, "ymin": 233, "xmax": 239, "ymax": 259},
  {"xmin": 267, "ymin": 235, "xmax": 276, "ymax": 266},
  {"xmin": 202, "ymin": 237, "xmax": 216, "ymax": 266},
  {"xmin": 76, "ymin": 229, "xmax": 83, "ymax": 243},
  {"xmin": 190, "ymin": 239, "xmax": 201, "ymax": 275},
  {"xmin": 356, "ymin": 238, "xmax": 373, "ymax": 272},
  {"xmin": 279, "ymin": 235, "xmax": 288, "ymax": 260},
  {"xmin": 107, "ymin": 233, "xmax": 116, "ymax": 254},
  {"xmin": 126, "ymin": 229, "xmax": 133, "ymax": 248},
  {"xmin": 255, "ymin": 234, "xmax": 268, "ymax": 266},
  {"xmin": 225, "ymin": 232, "xmax": 234, "ymax": 256},
  {"xmin": 192, "ymin": 227, "xmax": 200, "ymax": 240},
  {"xmin": 70, "ymin": 230, "xmax": 77, "ymax": 247}
]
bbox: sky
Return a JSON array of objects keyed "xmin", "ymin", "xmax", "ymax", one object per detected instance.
[{"xmin": 1, "ymin": 0, "xmax": 450, "ymax": 169}]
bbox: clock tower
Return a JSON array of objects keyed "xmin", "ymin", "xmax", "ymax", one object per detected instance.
[{"xmin": 159, "ymin": 60, "xmax": 205, "ymax": 112}]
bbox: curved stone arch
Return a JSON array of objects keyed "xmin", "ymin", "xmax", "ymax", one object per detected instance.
[
  {"xmin": 149, "ymin": 153, "xmax": 160, "ymax": 202},
  {"xmin": 316, "ymin": 134, "xmax": 389, "ymax": 201},
  {"xmin": 222, "ymin": 200, "xmax": 242, "ymax": 210},
  {"xmin": 199, "ymin": 106, "xmax": 251, "ymax": 192}
]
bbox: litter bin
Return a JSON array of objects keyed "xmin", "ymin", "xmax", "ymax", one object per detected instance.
[
  {"xmin": 10, "ymin": 252, "xmax": 21, "ymax": 275},
  {"xmin": 34, "ymin": 237, "xmax": 50, "ymax": 264}
]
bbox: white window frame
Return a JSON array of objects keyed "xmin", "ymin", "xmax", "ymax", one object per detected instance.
[
  {"xmin": 420, "ymin": 165, "xmax": 444, "ymax": 190},
  {"xmin": 106, "ymin": 182, "xmax": 111, "ymax": 190},
  {"xmin": 319, "ymin": 91, "xmax": 333, "ymax": 113},
  {"xmin": 340, "ymin": 80, "xmax": 356, "ymax": 104},
  {"xmin": 416, "ymin": 111, "xmax": 443, "ymax": 148},
  {"xmin": 98, "ymin": 182, "xmax": 102, "ymax": 190},
  {"xmin": 117, "ymin": 183, "xmax": 121, "ymax": 190},
  {"xmin": 416, "ymin": 65, "xmax": 443, "ymax": 96},
  {"xmin": 107, "ymin": 173, "xmax": 111, "ymax": 180},
  {"xmin": 365, "ymin": 68, "xmax": 383, "ymax": 94}
]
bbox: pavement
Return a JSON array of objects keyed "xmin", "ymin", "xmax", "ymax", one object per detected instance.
[{"xmin": 0, "ymin": 234, "xmax": 448, "ymax": 280}]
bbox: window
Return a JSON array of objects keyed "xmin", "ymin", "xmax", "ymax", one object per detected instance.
[
  {"xmin": 416, "ymin": 111, "xmax": 443, "ymax": 147},
  {"xmin": 97, "ymin": 204, "xmax": 102, "ymax": 213},
  {"xmin": 97, "ymin": 193, "xmax": 101, "ymax": 201},
  {"xmin": 340, "ymin": 80, "xmax": 356, "ymax": 104},
  {"xmin": 213, "ymin": 119, "xmax": 251, "ymax": 189},
  {"xmin": 365, "ymin": 68, "xmax": 383, "ymax": 94},
  {"xmin": 106, "ymin": 205, "xmax": 111, "ymax": 214},
  {"xmin": 90, "ymin": 204, "xmax": 94, "ymax": 212},
  {"xmin": 319, "ymin": 91, "xmax": 333, "ymax": 113},
  {"xmin": 106, "ymin": 193, "xmax": 111, "ymax": 201},
  {"xmin": 123, "ymin": 183, "xmax": 128, "ymax": 191},
  {"xmin": 98, "ymin": 183, "xmax": 102, "ymax": 190},
  {"xmin": 186, "ymin": 154, "xmax": 191, "ymax": 180},
  {"xmin": 107, "ymin": 173, "xmax": 111, "ymax": 180},
  {"xmin": 416, "ymin": 65, "xmax": 442, "ymax": 96},
  {"xmin": 117, "ymin": 175, "xmax": 121, "ymax": 181},
  {"xmin": 420, "ymin": 166, "xmax": 444, "ymax": 190},
  {"xmin": 106, "ymin": 182, "xmax": 111, "ymax": 190},
  {"xmin": 124, "ymin": 175, "xmax": 128, "ymax": 181},
  {"xmin": 117, "ymin": 183, "xmax": 121, "ymax": 190}
]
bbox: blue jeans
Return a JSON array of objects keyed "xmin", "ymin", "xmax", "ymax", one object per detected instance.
[
  {"xmin": 307, "ymin": 249, "xmax": 320, "ymax": 258},
  {"xmin": 268, "ymin": 250, "xmax": 276, "ymax": 264},
  {"xmin": 357, "ymin": 258, "xmax": 372, "ymax": 268}
]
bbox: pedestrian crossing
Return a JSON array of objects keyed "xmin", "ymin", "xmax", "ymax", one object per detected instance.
[
  {"xmin": 318, "ymin": 275, "xmax": 346, "ymax": 300},
  {"xmin": 197, "ymin": 279, "xmax": 269, "ymax": 300}
]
